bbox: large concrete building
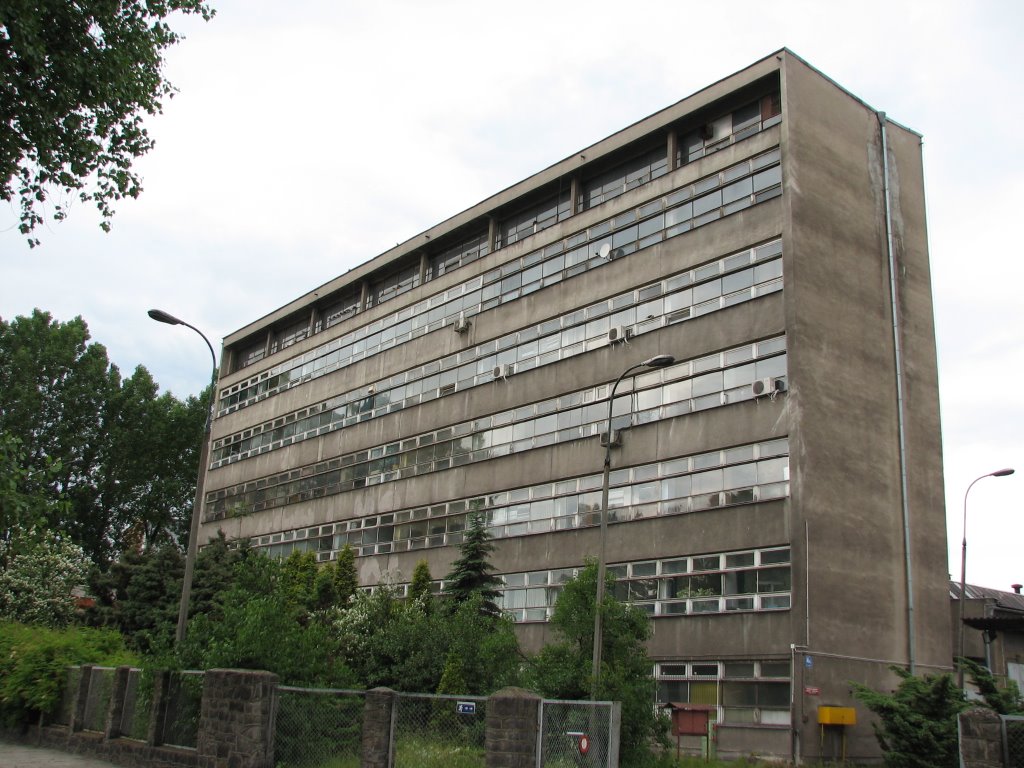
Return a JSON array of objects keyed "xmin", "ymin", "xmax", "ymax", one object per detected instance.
[{"xmin": 203, "ymin": 50, "xmax": 950, "ymax": 761}]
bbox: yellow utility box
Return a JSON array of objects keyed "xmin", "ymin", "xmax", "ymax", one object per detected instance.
[{"xmin": 817, "ymin": 706, "xmax": 857, "ymax": 725}]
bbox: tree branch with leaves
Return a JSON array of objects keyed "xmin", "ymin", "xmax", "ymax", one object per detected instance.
[{"xmin": 1, "ymin": 0, "xmax": 214, "ymax": 246}]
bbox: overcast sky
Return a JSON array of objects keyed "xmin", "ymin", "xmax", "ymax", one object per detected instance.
[{"xmin": 2, "ymin": 0, "xmax": 1022, "ymax": 591}]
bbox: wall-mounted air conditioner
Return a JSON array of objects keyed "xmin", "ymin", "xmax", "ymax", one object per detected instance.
[
  {"xmin": 608, "ymin": 326, "xmax": 633, "ymax": 344},
  {"xmin": 752, "ymin": 377, "xmax": 785, "ymax": 397}
]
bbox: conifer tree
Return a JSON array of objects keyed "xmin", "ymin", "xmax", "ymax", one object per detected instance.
[
  {"xmin": 333, "ymin": 544, "xmax": 358, "ymax": 607},
  {"xmin": 409, "ymin": 559, "xmax": 433, "ymax": 605},
  {"xmin": 443, "ymin": 514, "xmax": 501, "ymax": 616}
]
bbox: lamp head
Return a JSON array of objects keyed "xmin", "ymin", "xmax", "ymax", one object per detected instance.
[
  {"xmin": 642, "ymin": 354, "xmax": 675, "ymax": 368},
  {"xmin": 992, "ymin": 468, "xmax": 1015, "ymax": 477},
  {"xmin": 148, "ymin": 309, "xmax": 183, "ymax": 326}
]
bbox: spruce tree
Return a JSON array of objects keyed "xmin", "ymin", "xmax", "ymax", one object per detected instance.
[
  {"xmin": 333, "ymin": 544, "xmax": 358, "ymax": 607},
  {"xmin": 409, "ymin": 559, "xmax": 433, "ymax": 605},
  {"xmin": 443, "ymin": 514, "xmax": 501, "ymax": 616}
]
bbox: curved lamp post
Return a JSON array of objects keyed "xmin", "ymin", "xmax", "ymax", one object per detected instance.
[
  {"xmin": 148, "ymin": 309, "xmax": 218, "ymax": 645},
  {"xmin": 958, "ymin": 467, "xmax": 1014, "ymax": 688},
  {"xmin": 591, "ymin": 354, "xmax": 675, "ymax": 699}
]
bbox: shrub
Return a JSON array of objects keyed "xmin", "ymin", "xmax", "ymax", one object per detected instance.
[{"xmin": 0, "ymin": 621, "xmax": 136, "ymax": 725}]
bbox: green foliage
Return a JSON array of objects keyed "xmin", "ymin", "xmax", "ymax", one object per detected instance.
[
  {"xmin": 851, "ymin": 666, "xmax": 967, "ymax": 768},
  {"xmin": 0, "ymin": 431, "xmax": 67, "ymax": 543},
  {"xmin": 525, "ymin": 561, "xmax": 668, "ymax": 766},
  {"xmin": 410, "ymin": 559, "xmax": 433, "ymax": 604},
  {"xmin": 0, "ymin": 310, "xmax": 206, "ymax": 566},
  {"xmin": 177, "ymin": 550, "xmax": 354, "ymax": 686},
  {"xmin": 1, "ymin": 0, "xmax": 214, "ymax": 245},
  {"xmin": 332, "ymin": 586, "xmax": 519, "ymax": 695},
  {"xmin": 0, "ymin": 621, "xmax": 136, "ymax": 725},
  {"xmin": 395, "ymin": 735, "xmax": 484, "ymax": 768},
  {"xmin": 0, "ymin": 530, "xmax": 91, "ymax": 628},
  {"xmin": 960, "ymin": 658, "xmax": 1024, "ymax": 714},
  {"xmin": 443, "ymin": 513, "xmax": 501, "ymax": 616},
  {"xmin": 86, "ymin": 543, "xmax": 183, "ymax": 653},
  {"xmin": 333, "ymin": 544, "xmax": 358, "ymax": 607}
]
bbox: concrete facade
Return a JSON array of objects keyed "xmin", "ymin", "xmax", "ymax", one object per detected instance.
[{"xmin": 204, "ymin": 50, "xmax": 950, "ymax": 762}]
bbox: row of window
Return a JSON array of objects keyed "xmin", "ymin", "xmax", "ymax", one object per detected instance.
[
  {"xmin": 247, "ymin": 437, "xmax": 789, "ymax": 561},
  {"xmin": 344, "ymin": 548, "xmax": 790, "ymax": 627},
  {"xmin": 656, "ymin": 659, "xmax": 791, "ymax": 725},
  {"xmin": 499, "ymin": 547, "xmax": 791, "ymax": 623},
  {"xmin": 229, "ymin": 93, "xmax": 782, "ymax": 372},
  {"xmin": 204, "ymin": 335, "xmax": 788, "ymax": 520},
  {"xmin": 211, "ymin": 239, "xmax": 783, "ymax": 468},
  {"xmin": 218, "ymin": 144, "xmax": 782, "ymax": 416}
]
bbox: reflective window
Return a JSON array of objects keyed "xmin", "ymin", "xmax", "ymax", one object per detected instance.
[
  {"xmin": 207, "ymin": 339, "xmax": 789, "ymax": 520},
  {"xmin": 220, "ymin": 147, "xmax": 783, "ymax": 413},
  {"xmin": 212, "ymin": 240, "xmax": 784, "ymax": 466}
]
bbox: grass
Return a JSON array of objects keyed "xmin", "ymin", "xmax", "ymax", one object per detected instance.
[{"xmin": 396, "ymin": 735, "xmax": 485, "ymax": 768}]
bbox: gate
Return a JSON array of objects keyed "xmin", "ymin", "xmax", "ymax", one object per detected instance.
[
  {"xmin": 538, "ymin": 699, "xmax": 620, "ymax": 768},
  {"xmin": 1004, "ymin": 715, "xmax": 1024, "ymax": 768}
]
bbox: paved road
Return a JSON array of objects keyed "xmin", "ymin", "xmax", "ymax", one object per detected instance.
[{"xmin": 0, "ymin": 740, "xmax": 118, "ymax": 768}]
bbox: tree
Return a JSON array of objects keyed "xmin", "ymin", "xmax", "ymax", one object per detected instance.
[
  {"xmin": 443, "ymin": 513, "xmax": 501, "ymax": 616},
  {"xmin": 87, "ymin": 543, "xmax": 182, "ymax": 653},
  {"xmin": 0, "ymin": 530, "xmax": 91, "ymax": 628},
  {"xmin": 0, "ymin": 311, "xmax": 206, "ymax": 564},
  {"xmin": 409, "ymin": 559, "xmax": 433, "ymax": 604},
  {"xmin": 99, "ymin": 367, "xmax": 207, "ymax": 550},
  {"xmin": 1, "ymin": 0, "xmax": 214, "ymax": 246},
  {"xmin": 526, "ymin": 562, "xmax": 668, "ymax": 765},
  {"xmin": 960, "ymin": 658, "xmax": 1024, "ymax": 715},
  {"xmin": 0, "ymin": 431, "xmax": 66, "ymax": 547},
  {"xmin": 178, "ymin": 551, "xmax": 354, "ymax": 686},
  {"xmin": 333, "ymin": 544, "xmax": 358, "ymax": 607},
  {"xmin": 851, "ymin": 667, "xmax": 967, "ymax": 768},
  {"xmin": 0, "ymin": 311, "xmax": 114, "ymax": 559}
]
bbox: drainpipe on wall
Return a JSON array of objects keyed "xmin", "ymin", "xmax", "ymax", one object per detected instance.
[{"xmin": 877, "ymin": 110, "xmax": 916, "ymax": 674}]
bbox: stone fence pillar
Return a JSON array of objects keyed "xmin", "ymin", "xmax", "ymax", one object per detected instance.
[
  {"xmin": 958, "ymin": 707, "xmax": 1003, "ymax": 768},
  {"xmin": 197, "ymin": 668, "xmax": 279, "ymax": 768},
  {"xmin": 486, "ymin": 687, "xmax": 541, "ymax": 768},
  {"xmin": 361, "ymin": 687, "xmax": 397, "ymax": 768}
]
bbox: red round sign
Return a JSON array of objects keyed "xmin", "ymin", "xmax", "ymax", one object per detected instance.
[{"xmin": 578, "ymin": 735, "xmax": 590, "ymax": 755}]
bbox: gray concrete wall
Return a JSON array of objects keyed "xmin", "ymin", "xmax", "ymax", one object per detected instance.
[{"xmin": 780, "ymin": 49, "xmax": 949, "ymax": 761}]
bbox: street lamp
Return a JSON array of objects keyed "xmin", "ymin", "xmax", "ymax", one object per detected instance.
[
  {"xmin": 148, "ymin": 309, "xmax": 218, "ymax": 645},
  {"xmin": 957, "ymin": 467, "xmax": 1014, "ymax": 688},
  {"xmin": 591, "ymin": 354, "xmax": 675, "ymax": 699}
]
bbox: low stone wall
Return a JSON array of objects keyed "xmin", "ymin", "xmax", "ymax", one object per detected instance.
[
  {"xmin": 7, "ymin": 672, "xmax": 555, "ymax": 768},
  {"xmin": 7, "ymin": 666, "xmax": 278, "ymax": 768}
]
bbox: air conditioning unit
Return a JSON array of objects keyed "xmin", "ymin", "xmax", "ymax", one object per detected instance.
[
  {"xmin": 453, "ymin": 313, "xmax": 471, "ymax": 334},
  {"xmin": 752, "ymin": 377, "xmax": 785, "ymax": 397},
  {"xmin": 608, "ymin": 325, "xmax": 633, "ymax": 344},
  {"xmin": 701, "ymin": 123, "xmax": 716, "ymax": 140},
  {"xmin": 600, "ymin": 429, "xmax": 622, "ymax": 448},
  {"xmin": 493, "ymin": 364, "xmax": 513, "ymax": 379}
]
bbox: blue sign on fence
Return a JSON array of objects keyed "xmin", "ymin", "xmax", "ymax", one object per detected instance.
[{"xmin": 456, "ymin": 701, "xmax": 477, "ymax": 715}]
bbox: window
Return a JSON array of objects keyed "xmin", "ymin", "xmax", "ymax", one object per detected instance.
[{"xmin": 678, "ymin": 92, "xmax": 781, "ymax": 166}]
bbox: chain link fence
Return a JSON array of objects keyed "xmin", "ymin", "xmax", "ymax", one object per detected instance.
[
  {"xmin": 393, "ymin": 692, "xmax": 487, "ymax": 768},
  {"xmin": 539, "ymin": 700, "xmax": 620, "ymax": 768},
  {"xmin": 81, "ymin": 666, "xmax": 115, "ymax": 732},
  {"xmin": 1005, "ymin": 715, "xmax": 1024, "ymax": 768},
  {"xmin": 273, "ymin": 686, "xmax": 365, "ymax": 768},
  {"xmin": 119, "ymin": 667, "xmax": 151, "ymax": 741},
  {"xmin": 160, "ymin": 670, "xmax": 203, "ymax": 749},
  {"xmin": 48, "ymin": 666, "xmax": 82, "ymax": 726}
]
